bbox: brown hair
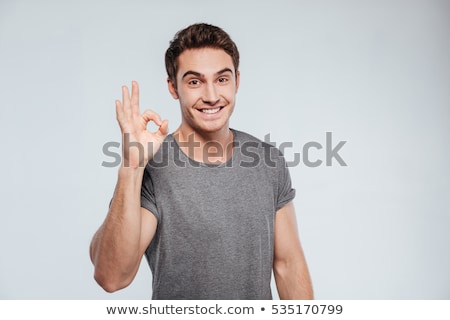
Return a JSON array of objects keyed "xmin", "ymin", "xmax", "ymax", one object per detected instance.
[{"xmin": 165, "ymin": 23, "xmax": 240, "ymax": 86}]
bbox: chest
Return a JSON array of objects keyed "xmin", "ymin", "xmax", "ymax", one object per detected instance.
[{"xmin": 152, "ymin": 164, "xmax": 277, "ymax": 239}]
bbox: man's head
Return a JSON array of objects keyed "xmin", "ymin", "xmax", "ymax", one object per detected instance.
[
  {"xmin": 165, "ymin": 23, "xmax": 240, "ymax": 135},
  {"xmin": 165, "ymin": 23, "xmax": 240, "ymax": 87}
]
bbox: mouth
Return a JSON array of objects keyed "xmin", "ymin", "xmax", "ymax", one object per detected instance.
[{"xmin": 199, "ymin": 107, "xmax": 223, "ymax": 114}]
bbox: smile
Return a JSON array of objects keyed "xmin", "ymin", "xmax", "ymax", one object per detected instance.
[{"xmin": 201, "ymin": 107, "xmax": 222, "ymax": 114}]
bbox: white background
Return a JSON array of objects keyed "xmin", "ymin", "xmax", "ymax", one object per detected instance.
[{"xmin": 0, "ymin": 0, "xmax": 449, "ymax": 299}]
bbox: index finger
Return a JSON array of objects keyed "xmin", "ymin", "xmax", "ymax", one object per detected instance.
[
  {"xmin": 131, "ymin": 80, "xmax": 140, "ymax": 114},
  {"xmin": 122, "ymin": 85, "xmax": 131, "ymax": 108}
]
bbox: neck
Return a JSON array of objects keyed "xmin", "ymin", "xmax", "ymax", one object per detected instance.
[{"xmin": 174, "ymin": 125, "xmax": 234, "ymax": 164}]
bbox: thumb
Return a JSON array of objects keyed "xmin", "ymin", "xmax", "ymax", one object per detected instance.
[{"xmin": 156, "ymin": 120, "xmax": 169, "ymax": 139}]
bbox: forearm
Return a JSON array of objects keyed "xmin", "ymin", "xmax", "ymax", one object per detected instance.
[
  {"xmin": 274, "ymin": 257, "xmax": 314, "ymax": 300},
  {"xmin": 90, "ymin": 166, "xmax": 145, "ymax": 291}
]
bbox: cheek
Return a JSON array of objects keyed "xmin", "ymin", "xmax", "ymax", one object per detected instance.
[
  {"xmin": 223, "ymin": 87, "xmax": 237, "ymax": 102},
  {"xmin": 178, "ymin": 89, "xmax": 201, "ymax": 106},
  {"xmin": 179, "ymin": 97, "xmax": 201, "ymax": 116}
]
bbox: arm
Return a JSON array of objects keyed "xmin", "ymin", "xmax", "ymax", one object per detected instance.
[
  {"xmin": 89, "ymin": 170, "xmax": 156, "ymax": 292},
  {"xmin": 90, "ymin": 81, "xmax": 168, "ymax": 292},
  {"xmin": 273, "ymin": 201, "xmax": 314, "ymax": 299}
]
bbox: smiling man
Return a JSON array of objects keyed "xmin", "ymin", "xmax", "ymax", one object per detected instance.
[{"xmin": 90, "ymin": 23, "xmax": 313, "ymax": 300}]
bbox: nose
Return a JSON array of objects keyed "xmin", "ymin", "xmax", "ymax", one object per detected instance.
[{"xmin": 202, "ymin": 83, "xmax": 219, "ymax": 105}]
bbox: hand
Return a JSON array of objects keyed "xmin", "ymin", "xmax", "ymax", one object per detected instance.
[{"xmin": 115, "ymin": 81, "xmax": 169, "ymax": 168}]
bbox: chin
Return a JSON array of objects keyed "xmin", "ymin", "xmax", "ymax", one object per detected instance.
[
  {"xmin": 196, "ymin": 119, "xmax": 231, "ymax": 134},
  {"xmin": 198, "ymin": 124, "xmax": 228, "ymax": 134}
]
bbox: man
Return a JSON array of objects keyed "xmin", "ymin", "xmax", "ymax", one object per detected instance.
[{"xmin": 90, "ymin": 23, "xmax": 313, "ymax": 299}]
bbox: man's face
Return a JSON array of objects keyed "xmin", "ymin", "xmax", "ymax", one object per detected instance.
[{"xmin": 168, "ymin": 48, "xmax": 240, "ymax": 135}]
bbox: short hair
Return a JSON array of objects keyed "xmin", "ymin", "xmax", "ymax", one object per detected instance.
[{"xmin": 165, "ymin": 23, "xmax": 240, "ymax": 86}]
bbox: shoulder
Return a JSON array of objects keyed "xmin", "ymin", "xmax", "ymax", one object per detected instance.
[
  {"xmin": 232, "ymin": 129, "xmax": 263, "ymax": 144},
  {"xmin": 231, "ymin": 129, "xmax": 289, "ymax": 172},
  {"xmin": 232, "ymin": 129, "xmax": 284, "ymax": 158}
]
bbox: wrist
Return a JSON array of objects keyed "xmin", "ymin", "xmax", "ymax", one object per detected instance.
[{"xmin": 117, "ymin": 165, "xmax": 145, "ymax": 182}]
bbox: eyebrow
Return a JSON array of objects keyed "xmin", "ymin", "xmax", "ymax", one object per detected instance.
[{"xmin": 181, "ymin": 68, "xmax": 234, "ymax": 80}]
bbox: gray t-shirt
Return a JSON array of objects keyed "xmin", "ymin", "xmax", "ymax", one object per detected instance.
[{"xmin": 140, "ymin": 129, "xmax": 295, "ymax": 299}]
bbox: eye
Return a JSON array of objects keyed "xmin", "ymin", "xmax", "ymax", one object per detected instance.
[
  {"xmin": 218, "ymin": 77, "xmax": 229, "ymax": 84},
  {"xmin": 188, "ymin": 79, "xmax": 201, "ymax": 86}
]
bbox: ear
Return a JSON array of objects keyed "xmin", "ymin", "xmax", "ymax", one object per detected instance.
[
  {"xmin": 235, "ymin": 71, "xmax": 240, "ymax": 94},
  {"xmin": 167, "ymin": 78, "xmax": 179, "ymax": 99}
]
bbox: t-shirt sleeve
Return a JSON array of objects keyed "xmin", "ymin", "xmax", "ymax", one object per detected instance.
[
  {"xmin": 276, "ymin": 151, "xmax": 296, "ymax": 211},
  {"xmin": 140, "ymin": 166, "xmax": 160, "ymax": 221}
]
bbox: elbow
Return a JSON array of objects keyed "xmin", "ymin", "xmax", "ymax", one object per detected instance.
[
  {"xmin": 273, "ymin": 257, "xmax": 314, "ymax": 300},
  {"xmin": 273, "ymin": 258, "xmax": 289, "ymax": 281},
  {"xmin": 94, "ymin": 269, "xmax": 129, "ymax": 293},
  {"xmin": 94, "ymin": 271, "xmax": 119, "ymax": 293}
]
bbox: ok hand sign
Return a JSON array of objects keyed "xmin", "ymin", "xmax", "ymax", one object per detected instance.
[{"xmin": 115, "ymin": 81, "xmax": 169, "ymax": 168}]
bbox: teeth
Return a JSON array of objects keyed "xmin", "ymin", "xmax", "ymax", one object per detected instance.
[{"xmin": 202, "ymin": 107, "xmax": 220, "ymax": 114}]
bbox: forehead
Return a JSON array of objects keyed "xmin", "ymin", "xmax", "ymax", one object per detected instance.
[{"xmin": 176, "ymin": 48, "xmax": 235, "ymax": 77}]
